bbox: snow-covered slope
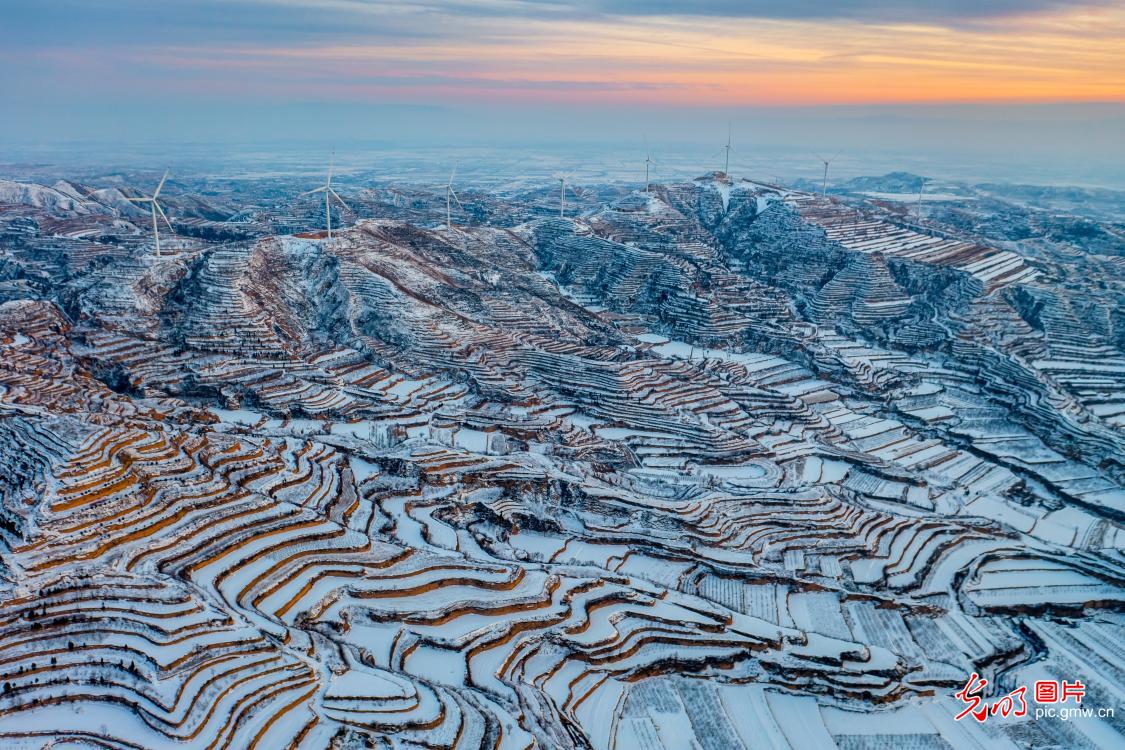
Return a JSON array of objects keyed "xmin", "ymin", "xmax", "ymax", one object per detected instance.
[{"xmin": 0, "ymin": 175, "xmax": 1121, "ymax": 750}]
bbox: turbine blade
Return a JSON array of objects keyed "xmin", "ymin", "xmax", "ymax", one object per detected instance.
[
  {"xmin": 154, "ymin": 200, "xmax": 173, "ymax": 231},
  {"xmin": 300, "ymin": 187, "xmax": 327, "ymax": 197},
  {"xmin": 153, "ymin": 170, "xmax": 168, "ymax": 198},
  {"xmin": 126, "ymin": 196, "xmax": 152, "ymax": 203},
  {"xmin": 329, "ymin": 187, "xmax": 351, "ymax": 213}
]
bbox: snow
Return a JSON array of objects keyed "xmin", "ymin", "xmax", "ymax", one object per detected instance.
[
  {"xmin": 963, "ymin": 494, "xmax": 1039, "ymax": 532},
  {"xmin": 509, "ymin": 530, "xmax": 567, "ymax": 560},
  {"xmin": 717, "ymin": 685, "xmax": 792, "ymax": 750},
  {"xmin": 349, "ymin": 456, "xmax": 381, "ymax": 482},
  {"xmin": 647, "ymin": 337, "xmax": 792, "ymax": 374},
  {"xmin": 903, "ymin": 405, "xmax": 956, "ymax": 421},
  {"xmin": 696, "ymin": 462, "xmax": 768, "ymax": 480},
  {"xmin": 764, "ymin": 691, "xmax": 836, "ymax": 750},
  {"xmin": 0, "ymin": 179, "xmax": 97, "ymax": 214},
  {"xmin": 595, "ymin": 426, "xmax": 667, "ymax": 441},
  {"xmin": 211, "ymin": 407, "xmax": 264, "ymax": 425},
  {"xmin": 863, "ymin": 191, "xmax": 975, "ymax": 202},
  {"xmin": 400, "ymin": 643, "xmax": 465, "ymax": 688},
  {"xmin": 6, "ymin": 165, "xmax": 1124, "ymax": 750},
  {"xmin": 716, "ymin": 181, "xmax": 732, "ymax": 212},
  {"xmin": 1031, "ymin": 359, "xmax": 1125, "ymax": 373},
  {"xmin": 0, "ymin": 702, "xmax": 158, "ymax": 746},
  {"xmin": 647, "ymin": 708, "xmax": 697, "ymax": 750},
  {"xmin": 453, "ymin": 427, "xmax": 490, "ymax": 452}
]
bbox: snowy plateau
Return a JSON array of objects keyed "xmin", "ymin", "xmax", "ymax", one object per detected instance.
[{"xmin": 0, "ymin": 166, "xmax": 1123, "ymax": 749}]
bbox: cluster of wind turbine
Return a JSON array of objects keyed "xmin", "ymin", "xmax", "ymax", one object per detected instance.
[
  {"xmin": 815, "ymin": 152, "xmax": 840, "ymax": 196},
  {"xmin": 127, "ymin": 170, "xmax": 173, "ymax": 257},
  {"xmin": 300, "ymin": 154, "xmax": 350, "ymax": 239}
]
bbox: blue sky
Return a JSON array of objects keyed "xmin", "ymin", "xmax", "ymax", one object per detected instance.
[{"xmin": 3, "ymin": 1, "xmax": 1123, "ymax": 185}]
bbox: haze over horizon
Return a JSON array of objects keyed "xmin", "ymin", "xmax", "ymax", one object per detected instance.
[{"xmin": 3, "ymin": 1, "xmax": 1124, "ymax": 187}]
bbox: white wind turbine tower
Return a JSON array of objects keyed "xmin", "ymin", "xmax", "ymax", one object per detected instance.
[
  {"xmin": 127, "ymin": 170, "xmax": 173, "ymax": 257},
  {"xmin": 916, "ymin": 176, "xmax": 927, "ymax": 216},
  {"xmin": 445, "ymin": 164, "xmax": 466, "ymax": 231},
  {"xmin": 815, "ymin": 152, "xmax": 840, "ymax": 197},
  {"xmin": 555, "ymin": 173, "xmax": 580, "ymax": 218},
  {"xmin": 644, "ymin": 137, "xmax": 656, "ymax": 193},
  {"xmin": 722, "ymin": 122, "xmax": 733, "ymax": 174},
  {"xmin": 300, "ymin": 154, "xmax": 350, "ymax": 240}
]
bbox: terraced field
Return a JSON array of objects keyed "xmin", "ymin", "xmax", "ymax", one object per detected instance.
[{"xmin": 0, "ymin": 175, "xmax": 1122, "ymax": 748}]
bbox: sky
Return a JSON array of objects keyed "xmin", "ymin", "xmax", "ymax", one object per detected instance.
[{"xmin": 2, "ymin": 0, "xmax": 1124, "ymax": 185}]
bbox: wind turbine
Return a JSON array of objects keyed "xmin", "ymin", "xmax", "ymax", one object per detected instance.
[
  {"xmin": 555, "ymin": 173, "xmax": 581, "ymax": 218},
  {"xmin": 644, "ymin": 138, "xmax": 656, "ymax": 194},
  {"xmin": 916, "ymin": 176, "xmax": 927, "ymax": 216},
  {"xmin": 722, "ymin": 122, "xmax": 733, "ymax": 174},
  {"xmin": 300, "ymin": 153, "xmax": 350, "ymax": 239},
  {"xmin": 445, "ymin": 164, "xmax": 466, "ymax": 231},
  {"xmin": 815, "ymin": 152, "xmax": 840, "ymax": 197},
  {"xmin": 126, "ymin": 170, "xmax": 173, "ymax": 257}
]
